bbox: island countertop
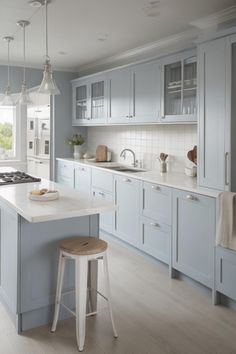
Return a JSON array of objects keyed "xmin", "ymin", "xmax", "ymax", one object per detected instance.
[{"xmin": 0, "ymin": 179, "xmax": 117, "ymax": 223}]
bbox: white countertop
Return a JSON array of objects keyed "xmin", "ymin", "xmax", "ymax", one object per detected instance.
[
  {"xmin": 57, "ymin": 158, "xmax": 220, "ymax": 198},
  {"xmin": 0, "ymin": 179, "xmax": 117, "ymax": 223}
]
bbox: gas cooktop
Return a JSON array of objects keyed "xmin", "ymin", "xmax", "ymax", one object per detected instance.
[{"xmin": 0, "ymin": 171, "xmax": 41, "ymax": 185}]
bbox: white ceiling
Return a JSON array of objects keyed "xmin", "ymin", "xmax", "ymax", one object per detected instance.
[{"xmin": 0, "ymin": 0, "xmax": 235, "ymax": 72}]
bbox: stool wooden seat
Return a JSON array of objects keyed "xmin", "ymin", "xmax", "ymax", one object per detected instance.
[
  {"xmin": 59, "ymin": 236, "xmax": 107, "ymax": 255},
  {"xmin": 51, "ymin": 236, "xmax": 118, "ymax": 352}
]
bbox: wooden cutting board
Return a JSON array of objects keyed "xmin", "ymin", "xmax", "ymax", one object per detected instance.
[{"xmin": 96, "ymin": 145, "xmax": 108, "ymax": 162}]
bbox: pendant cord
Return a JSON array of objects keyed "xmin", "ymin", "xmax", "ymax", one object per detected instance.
[
  {"xmin": 23, "ymin": 24, "xmax": 26, "ymax": 84},
  {"xmin": 45, "ymin": 0, "xmax": 49, "ymax": 60},
  {"xmin": 7, "ymin": 40, "xmax": 10, "ymax": 88}
]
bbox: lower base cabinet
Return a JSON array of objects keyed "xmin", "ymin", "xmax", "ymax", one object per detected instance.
[
  {"xmin": 92, "ymin": 188, "xmax": 113, "ymax": 234},
  {"xmin": 215, "ymin": 246, "xmax": 236, "ymax": 301},
  {"xmin": 114, "ymin": 175, "xmax": 140, "ymax": 247},
  {"xmin": 172, "ymin": 189, "xmax": 216, "ymax": 288},
  {"xmin": 140, "ymin": 216, "xmax": 171, "ymax": 264}
]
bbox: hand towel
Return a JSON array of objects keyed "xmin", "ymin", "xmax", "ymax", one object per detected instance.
[{"xmin": 216, "ymin": 192, "xmax": 236, "ymax": 250}]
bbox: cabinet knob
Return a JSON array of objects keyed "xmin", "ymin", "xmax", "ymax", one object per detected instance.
[
  {"xmin": 98, "ymin": 191, "xmax": 105, "ymax": 197},
  {"xmin": 150, "ymin": 222, "xmax": 160, "ymax": 228},
  {"xmin": 129, "ymin": 115, "xmax": 133, "ymax": 118},
  {"xmin": 126, "ymin": 115, "xmax": 129, "ymax": 118},
  {"xmin": 186, "ymin": 194, "xmax": 197, "ymax": 201}
]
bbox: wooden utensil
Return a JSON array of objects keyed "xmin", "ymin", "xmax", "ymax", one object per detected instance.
[
  {"xmin": 187, "ymin": 146, "xmax": 197, "ymax": 165},
  {"xmin": 160, "ymin": 152, "xmax": 168, "ymax": 161},
  {"xmin": 96, "ymin": 145, "xmax": 108, "ymax": 162}
]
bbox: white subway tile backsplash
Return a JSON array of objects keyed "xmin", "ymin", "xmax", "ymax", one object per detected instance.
[{"xmin": 87, "ymin": 125, "xmax": 197, "ymax": 172}]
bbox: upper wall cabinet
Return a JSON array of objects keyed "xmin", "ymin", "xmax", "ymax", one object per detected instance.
[
  {"xmin": 198, "ymin": 37, "xmax": 230, "ymax": 191},
  {"xmin": 107, "ymin": 67, "xmax": 131, "ymax": 123},
  {"xmin": 130, "ymin": 61, "xmax": 161, "ymax": 123},
  {"xmin": 107, "ymin": 62, "xmax": 161, "ymax": 124},
  {"xmin": 72, "ymin": 50, "xmax": 197, "ymax": 126},
  {"xmin": 160, "ymin": 50, "xmax": 197, "ymax": 123},
  {"xmin": 72, "ymin": 74, "xmax": 107, "ymax": 126}
]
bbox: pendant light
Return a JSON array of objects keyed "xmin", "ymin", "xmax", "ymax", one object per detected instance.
[
  {"xmin": 17, "ymin": 20, "xmax": 32, "ymax": 105},
  {"xmin": 38, "ymin": 0, "xmax": 60, "ymax": 95},
  {"xmin": 1, "ymin": 36, "xmax": 15, "ymax": 106}
]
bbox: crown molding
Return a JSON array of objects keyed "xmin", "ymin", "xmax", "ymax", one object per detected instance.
[
  {"xmin": 0, "ymin": 61, "xmax": 78, "ymax": 73},
  {"xmin": 77, "ymin": 28, "xmax": 199, "ymax": 75},
  {"xmin": 190, "ymin": 5, "xmax": 236, "ymax": 30}
]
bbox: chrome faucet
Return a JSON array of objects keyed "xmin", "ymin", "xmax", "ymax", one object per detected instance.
[{"xmin": 120, "ymin": 148, "xmax": 138, "ymax": 167}]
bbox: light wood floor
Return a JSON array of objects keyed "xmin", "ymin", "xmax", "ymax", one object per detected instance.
[{"xmin": 1, "ymin": 239, "xmax": 236, "ymax": 354}]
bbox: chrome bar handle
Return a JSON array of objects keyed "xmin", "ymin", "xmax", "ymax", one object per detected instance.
[
  {"xmin": 186, "ymin": 194, "xmax": 198, "ymax": 201},
  {"xmin": 150, "ymin": 222, "xmax": 160, "ymax": 228},
  {"xmin": 225, "ymin": 152, "xmax": 229, "ymax": 186}
]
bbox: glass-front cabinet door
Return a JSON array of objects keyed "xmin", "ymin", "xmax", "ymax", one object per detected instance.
[
  {"xmin": 90, "ymin": 75, "xmax": 107, "ymax": 123},
  {"xmin": 161, "ymin": 51, "xmax": 197, "ymax": 123},
  {"xmin": 72, "ymin": 76, "xmax": 107, "ymax": 125},
  {"xmin": 72, "ymin": 79, "xmax": 90, "ymax": 125}
]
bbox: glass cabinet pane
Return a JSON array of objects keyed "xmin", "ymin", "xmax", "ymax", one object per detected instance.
[
  {"xmin": 164, "ymin": 61, "xmax": 182, "ymax": 116},
  {"xmin": 183, "ymin": 57, "xmax": 197, "ymax": 115},
  {"xmin": 76, "ymin": 85, "xmax": 88, "ymax": 120},
  {"xmin": 91, "ymin": 81, "xmax": 105, "ymax": 119}
]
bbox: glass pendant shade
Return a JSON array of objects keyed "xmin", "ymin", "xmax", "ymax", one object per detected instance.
[
  {"xmin": 38, "ymin": 0, "xmax": 60, "ymax": 95},
  {"xmin": 16, "ymin": 20, "xmax": 32, "ymax": 105},
  {"xmin": 18, "ymin": 83, "xmax": 32, "ymax": 105},
  {"xmin": 1, "ymin": 86, "xmax": 15, "ymax": 106},
  {"xmin": 1, "ymin": 36, "xmax": 15, "ymax": 106},
  {"xmin": 38, "ymin": 60, "xmax": 60, "ymax": 95}
]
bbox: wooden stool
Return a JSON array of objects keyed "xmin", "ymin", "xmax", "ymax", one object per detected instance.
[{"xmin": 51, "ymin": 236, "xmax": 118, "ymax": 352}]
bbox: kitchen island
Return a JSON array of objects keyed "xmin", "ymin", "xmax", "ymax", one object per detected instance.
[{"xmin": 0, "ymin": 179, "xmax": 116, "ymax": 333}]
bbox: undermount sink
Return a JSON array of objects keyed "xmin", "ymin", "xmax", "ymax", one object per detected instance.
[{"xmin": 101, "ymin": 165, "xmax": 146, "ymax": 173}]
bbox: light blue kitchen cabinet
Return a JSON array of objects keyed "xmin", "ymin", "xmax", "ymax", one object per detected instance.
[
  {"xmin": 198, "ymin": 37, "xmax": 231, "ymax": 191},
  {"xmin": 72, "ymin": 78, "xmax": 90, "ymax": 126},
  {"xmin": 160, "ymin": 50, "xmax": 197, "ymax": 123},
  {"xmin": 215, "ymin": 246, "xmax": 236, "ymax": 302},
  {"xmin": 74, "ymin": 164, "xmax": 91, "ymax": 195},
  {"xmin": 72, "ymin": 74, "xmax": 107, "ymax": 126},
  {"xmin": 130, "ymin": 61, "xmax": 161, "ymax": 123},
  {"xmin": 107, "ymin": 67, "xmax": 131, "ymax": 124},
  {"xmin": 141, "ymin": 181, "xmax": 172, "ymax": 225},
  {"xmin": 92, "ymin": 188, "xmax": 113, "ymax": 234},
  {"xmin": 114, "ymin": 175, "xmax": 140, "ymax": 247},
  {"xmin": 56, "ymin": 160, "xmax": 74, "ymax": 187},
  {"xmin": 91, "ymin": 168, "xmax": 113, "ymax": 193},
  {"xmin": 172, "ymin": 189, "xmax": 215, "ymax": 288},
  {"xmin": 140, "ymin": 216, "xmax": 171, "ymax": 264},
  {"xmin": 91, "ymin": 168, "xmax": 114, "ymax": 235}
]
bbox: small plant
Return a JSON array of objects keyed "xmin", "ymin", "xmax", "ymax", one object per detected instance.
[{"xmin": 66, "ymin": 134, "xmax": 85, "ymax": 146}]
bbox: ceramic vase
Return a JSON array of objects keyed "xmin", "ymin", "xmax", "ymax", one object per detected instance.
[{"xmin": 73, "ymin": 145, "xmax": 82, "ymax": 159}]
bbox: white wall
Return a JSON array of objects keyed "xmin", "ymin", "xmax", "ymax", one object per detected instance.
[{"xmin": 87, "ymin": 124, "xmax": 197, "ymax": 172}]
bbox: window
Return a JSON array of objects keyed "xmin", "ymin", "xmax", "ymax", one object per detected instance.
[{"xmin": 0, "ymin": 106, "xmax": 16, "ymax": 160}]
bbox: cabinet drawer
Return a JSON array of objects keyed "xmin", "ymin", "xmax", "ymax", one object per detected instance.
[
  {"xmin": 57, "ymin": 160, "xmax": 74, "ymax": 179},
  {"xmin": 142, "ymin": 182, "xmax": 172, "ymax": 225},
  {"xmin": 92, "ymin": 169, "xmax": 113, "ymax": 192},
  {"xmin": 216, "ymin": 246, "xmax": 236, "ymax": 301},
  {"xmin": 140, "ymin": 216, "xmax": 171, "ymax": 264}
]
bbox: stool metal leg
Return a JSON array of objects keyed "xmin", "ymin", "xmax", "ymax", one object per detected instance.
[
  {"xmin": 51, "ymin": 251, "xmax": 66, "ymax": 332},
  {"xmin": 75, "ymin": 257, "xmax": 88, "ymax": 352},
  {"xmin": 103, "ymin": 252, "xmax": 118, "ymax": 338}
]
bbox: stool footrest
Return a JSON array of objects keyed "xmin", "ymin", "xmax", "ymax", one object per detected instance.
[{"xmin": 60, "ymin": 302, "xmax": 97, "ymax": 318}]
